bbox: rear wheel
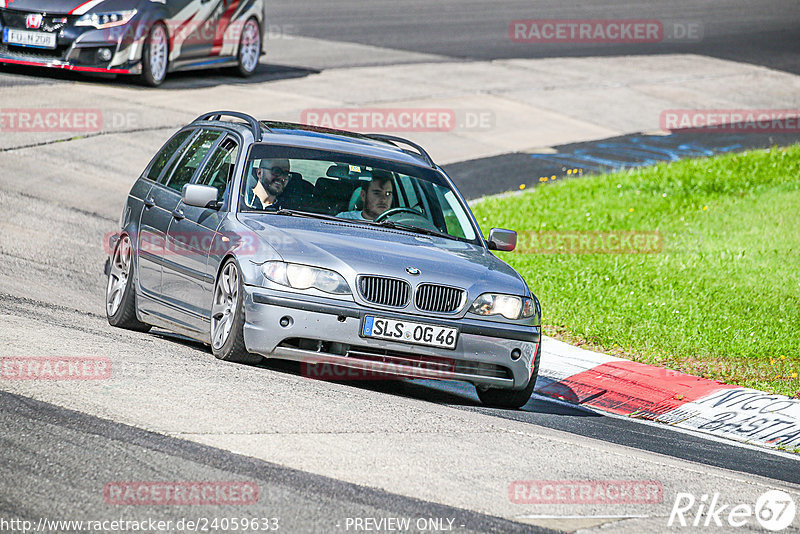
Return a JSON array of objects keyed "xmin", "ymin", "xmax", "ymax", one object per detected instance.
[
  {"xmin": 140, "ymin": 22, "xmax": 169, "ymax": 87},
  {"xmin": 235, "ymin": 18, "xmax": 261, "ymax": 77},
  {"xmin": 477, "ymin": 342, "xmax": 540, "ymax": 409},
  {"xmin": 106, "ymin": 235, "xmax": 151, "ymax": 332},
  {"xmin": 211, "ymin": 259, "xmax": 262, "ymax": 364}
]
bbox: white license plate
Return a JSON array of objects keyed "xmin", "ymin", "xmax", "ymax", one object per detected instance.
[
  {"xmin": 3, "ymin": 28, "xmax": 57, "ymax": 49},
  {"xmin": 362, "ymin": 316, "xmax": 458, "ymax": 350}
]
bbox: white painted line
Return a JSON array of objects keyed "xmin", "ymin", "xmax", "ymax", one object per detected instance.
[
  {"xmin": 539, "ymin": 336, "xmax": 621, "ymax": 381},
  {"xmin": 534, "ymin": 333, "xmax": 800, "ymax": 452},
  {"xmin": 543, "ymin": 394, "xmax": 800, "ymax": 461},
  {"xmin": 515, "ymin": 514, "xmax": 650, "ymax": 519}
]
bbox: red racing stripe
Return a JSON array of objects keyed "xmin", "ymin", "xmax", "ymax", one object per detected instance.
[
  {"xmin": 170, "ymin": 12, "xmax": 198, "ymax": 50},
  {"xmin": 538, "ymin": 360, "xmax": 738, "ymax": 418},
  {"xmin": 0, "ymin": 57, "xmax": 131, "ymax": 74},
  {"xmin": 210, "ymin": 0, "xmax": 241, "ymax": 56},
  {"xmin": 69, "ymin": 0, "xmax": 105, "ymax": 15}
]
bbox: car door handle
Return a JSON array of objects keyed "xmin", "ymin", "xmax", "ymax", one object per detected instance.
[
  {"xmin": 144, "ymin": 197, "xmax": 155, "ymax": 209},
  {"xmin": 171, "ymin": 208, "xmax": 185, "ymax": 220}
]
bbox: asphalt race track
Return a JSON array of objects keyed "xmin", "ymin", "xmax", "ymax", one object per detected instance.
[
  {"xmin": 0, "ymin": 391, "xmax": 546, "ymax": 534},
  {"xmin": 269, "ymin": 0, "xmax": 800, "ymax": 74},
  {"xmin": 1, "ymin": 1, "xmax": 799, "ymax": 533}
]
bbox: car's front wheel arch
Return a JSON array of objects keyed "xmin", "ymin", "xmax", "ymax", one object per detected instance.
[
  {"xmin": 234, "ymin": 17, "xmax": 261, "ymax": 77},
  {"xmin": 140, "ymin": 21, "xmax": 170, "ymax": 86},
  {"xmin": 476, "ymin": 341, "xmax": 540, "ymax": 409},
  {"xmin": 106, "ymin": 232, "xmax": 151, "ymax": 332},
  {"xmin": 210, "ymin": 256, "xmax": 262, "ymax": 364}
]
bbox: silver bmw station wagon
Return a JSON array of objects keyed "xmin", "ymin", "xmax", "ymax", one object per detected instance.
[{"xmin": 105, "ymin": 111, "xmax": 542, "ymax": 408}]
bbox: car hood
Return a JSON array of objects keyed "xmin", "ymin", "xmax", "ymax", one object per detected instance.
[
  {"xmin": 238, "ymin": 214, "xmax": 529, "ymax": 297},
  {"xmin": 4, "ymin": 0, "xmax": 139, "ymax": 15}
]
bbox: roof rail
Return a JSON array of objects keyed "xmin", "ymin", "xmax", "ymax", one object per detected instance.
[
  {"xmin": 194, "ymin": 111, "xmax": 270, "ymax": 141},
  {"xmin": 364, "ymin": 133, "xmax": 435, "ymax": 168}
]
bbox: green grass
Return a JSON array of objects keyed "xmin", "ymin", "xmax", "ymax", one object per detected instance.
[{"xmin": 472, "ymin": 145, "xmax": 800, "ymax": 397}]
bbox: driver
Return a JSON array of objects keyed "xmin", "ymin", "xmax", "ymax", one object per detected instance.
[
  {"xmin": 337, "ymin": 171, "xmax": 394, "ymax": 220},
  {"xmin": 246, "ymin": 158, "xmax": 291, "ymax": 209}
]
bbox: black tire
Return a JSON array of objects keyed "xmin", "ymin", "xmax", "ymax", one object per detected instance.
[
  {"xmin": 234, "ymin": 18, "xmax": 261, "ymax": 77},
  {"xmin": 211, "ymin": 259, "xmax": 263, "ymax": 364},
  {"xmin": 140, "ymin": 22, "xmax": 169, "ymax": 87},
  {"xmin": 106, "ymin": 235, "xmax": 151, "ymax": 332},
  {"xmin": 477, "ymin": 342, "xmax": 541, "ymax": 409}
]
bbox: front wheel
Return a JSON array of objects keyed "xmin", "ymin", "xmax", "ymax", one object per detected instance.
[
  {"xmin": 140, "ymin": 22, "xmax": 169, "ymax": 87},
  {"xmin": 106, "ymin": 234, "xmax": 151, "ymax": 332},
  {"xmin": 211, "ymin": 259, "xmax": 263, "ymax": 364},
  {"xmin": 235, "ymin": 18, "xmax": 261, "ymax": 77},
  {"xmin": 476, "ymin": 342, "xmax": 540, "ymax": 409}
]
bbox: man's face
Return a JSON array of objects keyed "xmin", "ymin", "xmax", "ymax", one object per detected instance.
[
  {"xmin": 255, "ymin": 159, "xmax": 290, "ymax": 197},
  {"xmin": 361, "ymin": 179, "xmax": 394, "ymax": 220}
]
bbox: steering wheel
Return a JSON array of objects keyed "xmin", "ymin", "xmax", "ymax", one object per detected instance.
[{"xmin": 374, "ymin": 207, "xmax": 423, "ymax": 223}]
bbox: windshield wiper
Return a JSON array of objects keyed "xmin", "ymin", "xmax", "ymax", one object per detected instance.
[
  {"xmin": 371, "ymin": 219, "xmax": 454, "ymax": 240},
  {"xmin": 265, "ymin": 208, "xmax": 456, "ymax": 240},
  {"xmin": 266, "ymin": 208, "xmax": 343, "ymax": 222}
]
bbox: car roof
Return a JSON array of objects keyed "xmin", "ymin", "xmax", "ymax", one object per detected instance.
[{"xmin": 190, "ymin": 114, "xmax": 436, "ymax": 169}]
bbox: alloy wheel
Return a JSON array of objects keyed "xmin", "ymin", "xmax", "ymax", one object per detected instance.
[
  {"xmin": 149, "ymin": 25, "xmax": 168, "ymax": 83},
  {"xmin": 211, "ymin": 262, "xmax": 239, "ymax": 350},
  {"xmin": 240, "ymin": 19, "xmax": 260, "ymax": 73},
  {"xmin": 106, "ymin": 235, "xmax": 131, "ymax": 316}
]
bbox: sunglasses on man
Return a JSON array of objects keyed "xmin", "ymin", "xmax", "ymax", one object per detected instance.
[{"xmin": 258, "ymin": 166, "xmax": 290, "ymax": 181}]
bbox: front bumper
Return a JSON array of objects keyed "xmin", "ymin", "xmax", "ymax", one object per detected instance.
[
  {"xmin": 243, "ymin": 286, "xmax": 541, "ymax": 390},
  {"xmin": 0, "ymin": 11, "xmax": 142, "ymax": 74},
  {"xmin": 0, "ymin": 54, "xmax": 136, "ymax": 73}
]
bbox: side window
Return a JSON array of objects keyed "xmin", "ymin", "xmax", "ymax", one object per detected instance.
[
  {"xmin": 164, "ymin": 130, "xmax": 222, "ymax": 193},
  {"xmin": 196, "ymin": 137, "xmax": 239, "ymax": 201},
  {"xmin": 145, "ymin": 130, "xmax": 192, "ymax": 181}
]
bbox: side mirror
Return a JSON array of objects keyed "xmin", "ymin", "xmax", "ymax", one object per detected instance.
[
  {"xmin": 487, "ymin": 228, "xmax": 517, "ymax": 251},
  {"xmin": 182, "ymin": 184, "xmax": 220, "ymax": 209}
]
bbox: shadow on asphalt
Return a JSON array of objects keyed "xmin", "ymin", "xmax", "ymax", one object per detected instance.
[
  {"xmin": 150, "ymin": 329, "xmax": 598, "ymax": 417},
  {"xmin": 134, "ymin": 331, "xmax": 800, "ymax": 485},
  {"xmin": 0, "ymin": 62, "xmax": 318, "ymax": 89},
  {"xmin": 258, "ymin": 357, "xmax": 600, "ymax": 417}
]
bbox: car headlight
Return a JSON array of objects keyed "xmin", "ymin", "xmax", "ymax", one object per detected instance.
[
  {"xmin": 261, "ymin": 261, "xmax": 350, "ymax": 295},
  {"xmin": 75, "ymin": 10, "xmax": 137, "ymax": 29},
  {"xmin": 469, "ymin": 293, "xmax": 536, "ymax": 320}
]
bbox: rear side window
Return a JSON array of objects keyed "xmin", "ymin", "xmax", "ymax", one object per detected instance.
[
  {"xmin": 165, "ymin": 131, "xmax": 222, "ymax": 193},
  {"xmin": 197, "ymin": 137, "xmax": 239, "ymax": 201},
  {"xmin": 145, "ymin": 130, "xmax": 192, "ymax": 181}
]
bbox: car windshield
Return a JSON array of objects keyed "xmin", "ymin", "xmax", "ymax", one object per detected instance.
[{"xmin": 240, "ymin": 145, "xmax": 479, "ymax": 243}]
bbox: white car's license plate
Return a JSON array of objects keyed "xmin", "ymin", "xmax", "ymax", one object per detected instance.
[
  {"xmin": 362, "ymin": 315, "xmax": 458, "ymax": 350},
  {"xmin": 3, "ymin": 28, "xmax": 57, "ymax": 49}
]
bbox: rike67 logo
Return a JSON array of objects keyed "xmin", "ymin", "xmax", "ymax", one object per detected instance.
[{"xmin": 669, "ymin": 490, "xmax": 796, "ymax": 531}]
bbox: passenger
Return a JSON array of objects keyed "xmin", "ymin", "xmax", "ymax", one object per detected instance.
[
  {"xmin": 247, "ymin": 158, "xmax": 291, "ymax": 209},
  {"xmin": 337, "ymin": 172, "xmax": 394, "ymax": 221}
]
